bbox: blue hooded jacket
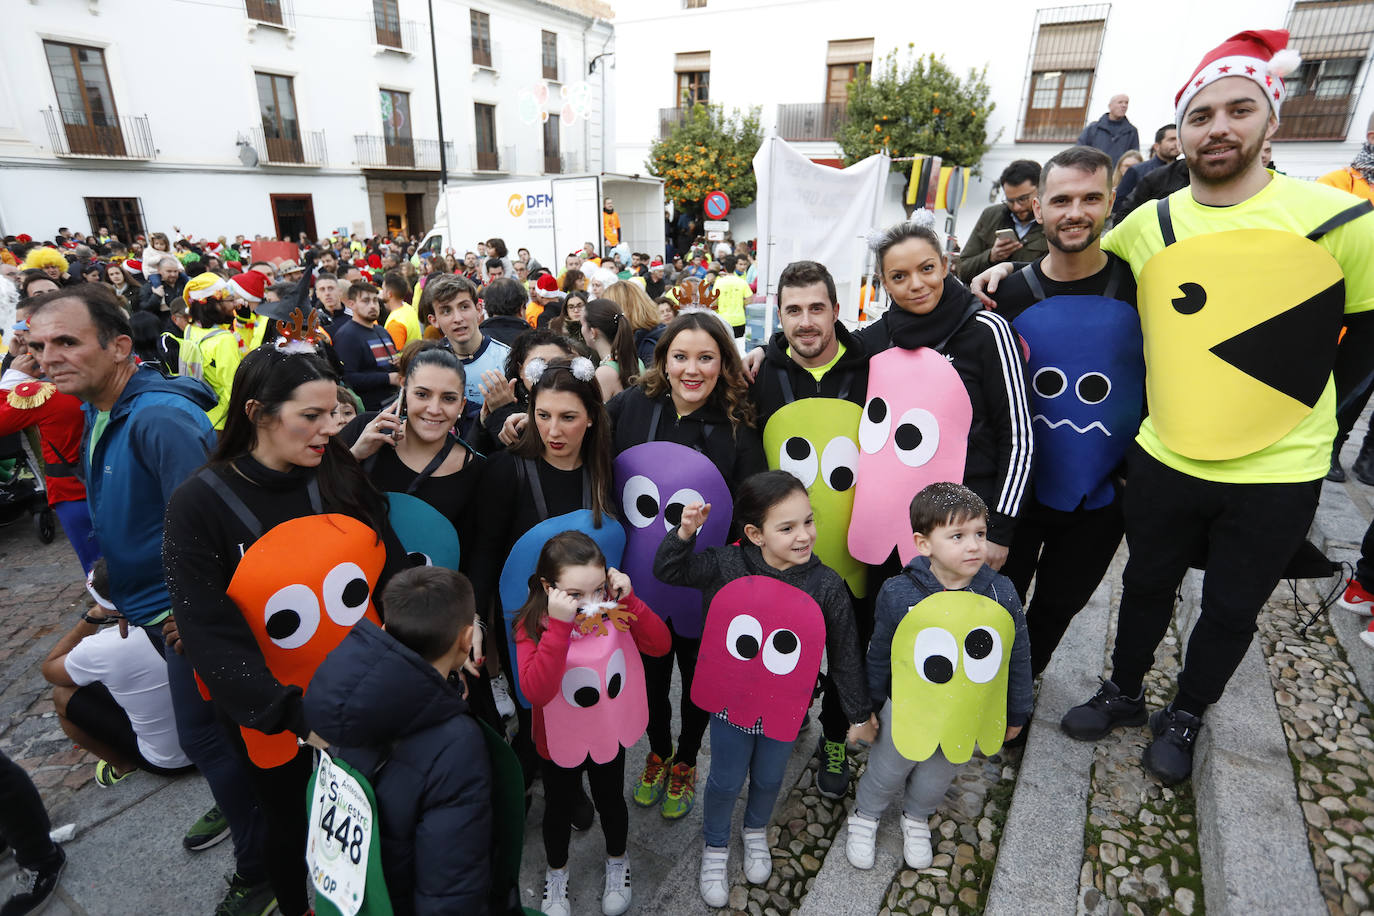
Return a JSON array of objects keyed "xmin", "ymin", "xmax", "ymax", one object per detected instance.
[{"xmin": 82, "ymin": 365, "xmax": 216, "ymax": 625}]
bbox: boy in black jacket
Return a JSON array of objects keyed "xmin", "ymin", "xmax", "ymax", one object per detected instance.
[{"xmin": 305, "ymin": 567, "xmax": 492, "ymax": 916}]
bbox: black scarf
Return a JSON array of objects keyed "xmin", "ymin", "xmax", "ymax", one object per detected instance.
[{"xmin": 880, "ymin": 275, "xmax": 979, "ymax": 350}]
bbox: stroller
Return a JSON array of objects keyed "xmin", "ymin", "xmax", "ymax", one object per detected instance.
[{"xmin": 0, "ymin": 426, "xmax": 56, "ymax": 543}]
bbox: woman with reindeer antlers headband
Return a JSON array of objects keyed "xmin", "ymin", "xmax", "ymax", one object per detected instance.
[{"xmin": 163, "ymin": 310, "xmax": 410, "ymax": 916}]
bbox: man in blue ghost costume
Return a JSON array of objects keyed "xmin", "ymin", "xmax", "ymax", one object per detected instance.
[{"xmin": 991, "ymin": 146, "xmax": 1145, "ymax": 677}]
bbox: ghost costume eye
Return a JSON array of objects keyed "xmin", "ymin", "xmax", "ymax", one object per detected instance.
[
  {"xmin": 263, "ymin": 583, "xmax": 321, "ymax": 649},
  {"xmin": 913, "ymin": 626, "xmax": 958, "ymax": 684},
  {"xmin": 1033, "ymin": 367, "xmax": 1067, "ymax": 399},
  {"xmin": 725, "ymin": 614, "xmax": 763, "ymax": 661},
  {"xmin": 962, "ymin": 627, "xmax": 1003, "ymax": 684},
  {"xmin": 621, "ymin": 475, "xmax": 660, "ymax": 528},
  {"xmin": 560, "ymin": 667, "xmax": 601, "ymax": 708},
  {"xmin": 407, "ymin": 551, "xmax": 432, "ymax": 566},
  {"xmin": 323, "ymin": 562, "xmax": 371, "ymax": 626},
  {"xmin": 859, "ymin": 397, "xmax": 891, "ymax": 454},
  {"xmin": 762, "ymin": 629, "xmax": 802, "ymax": 675},
  {"xmin": 779, "ymin": 436, "xmax": 818, "ymax": 488},
  {"xmin": 820, "ymin": 436, "xmax": 858, "ymax": 491},
  {"xmin": 605, "ymin": 649, "xmax": 626, "ymax": 699},
  {"xmin": 1076, "ymin": 372, "xmax": 1111, "ymax": 405},
  {"xmin": 664, "ymin": 487, "xmax": 705, "ymax": 531},
  {"xmin": 894, "ymin": 408, "xmax": 940, "ymax": 468}
]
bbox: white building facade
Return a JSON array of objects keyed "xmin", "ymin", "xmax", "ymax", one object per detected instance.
[
  {"xmin": 0, "ymin": 0, "xmax": 614, "ymax": 242},
  {"xmin": 613, "ymin": 0, "xmax": 1374, "ymax": 246}
]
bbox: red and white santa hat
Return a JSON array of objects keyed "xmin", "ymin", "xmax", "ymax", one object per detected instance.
[
  {"xmin": 228, "ymin": 270, "xmax": 266, "ymax": 303},
  {"xmin": 1175, "ymin": 29, "xmax": 1302, "ymax": 123}
]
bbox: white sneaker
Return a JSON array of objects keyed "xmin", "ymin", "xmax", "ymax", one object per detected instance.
[
  {"xmin": 699, "ymin": 844, "xmax": 729, "ymax": 907},
  {"xmin": 741, "ymin": 827, "xmax": 771, "ymax": 884},
  {"xmin": 900, "ymin": 814, "xmax": 933, "ymax": 868},
  {"xmin": 542, "ymin": 867, "xmax": 570, "ymax": 916},
  {"xmin": 603, "ymin": 856, "xmax": 631, "ymax": 916},
  {"xmin": 845, "ymin": 812, "xmax": 878, "ymax": 869},
  {"xmin": 492, "ymin": 672, "xmax": 516, "ymax": 719}
]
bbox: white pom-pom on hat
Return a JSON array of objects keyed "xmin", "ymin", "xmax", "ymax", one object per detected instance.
[{"xmin": 1268, "ymin": 47, "xmax": 1302, "ymax": 78}]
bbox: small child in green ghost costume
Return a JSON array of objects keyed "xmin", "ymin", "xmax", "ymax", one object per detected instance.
[{"xmin": 845, "ymin": 482, "xmax": 1032, "ymax": 872}]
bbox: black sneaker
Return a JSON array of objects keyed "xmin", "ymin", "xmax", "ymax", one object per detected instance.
[
  {"xmin": 212, "ymin": 872, "xmax": 275, "ymax": 916},
  {"xmin": 1, "ymin": 848, "xmax": 65, "ymax": 916},
  {"xmin": 1142, "ymin": 705, "xmax": 1202, "ymax": 786},
  {"xmin": 1356, "ymin": 454, "xmax": 1374, "ymax": 487},
  {"xmin": 571, "ymin": 784, "xmax": 595, "ymax": 831},
  {"xmin": 815, "ymin": 737, "xmax": 849, "ymax": 799},
  {"xmin": 1328, "ymin": 455, "xmax": 1347, "ymax": 482},
  {"xmin": 1060, "ymin": 679, "xmax": 1147, "ymax": 740}
]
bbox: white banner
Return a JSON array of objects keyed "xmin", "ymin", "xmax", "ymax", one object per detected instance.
[{"xmin": 753, "ymin": 137, "xmax": 891, "ymax": 331}]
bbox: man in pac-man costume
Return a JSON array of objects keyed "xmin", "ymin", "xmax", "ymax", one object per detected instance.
[
  {"xmin": 1060, "ymin": 30, "xmax": 1374, "ymax": 786},
  {"xmin": 750, "ymin": 260, "xmax": 874, "ymax": 799}
]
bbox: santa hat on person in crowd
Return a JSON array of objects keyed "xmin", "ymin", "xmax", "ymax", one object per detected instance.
[
  {"xmin": 649, "ymin": 257, "xmax": 665, "ymax": 273},
  {"xmin": 226, "ymin": 260, "xmax": 243, "ymax": 273},
  {"xmin": 534, "ymin": 273, "xmax": 564, "ymax": 299},
  {"xmin": 1174, "ymin": 29, "xmax": 1302, "ymax": 123},
  {"xmin": 121, "ymin": 259, "xmax": 142, "ymax": 276},
  {"xmin": 228, "ymin": 270, "xmax": 266, "ymax": 303}
]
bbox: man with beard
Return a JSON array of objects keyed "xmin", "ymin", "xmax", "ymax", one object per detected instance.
[
  {"xmin": 957, "ymin": 160, "xmax": 1048, "ymax": 282},
  {"xmin": 987, "ymin": 146, "xmax": 1141, "ymax": 686},
  {"xmin": 1050, "ymin": 30, "xmax": 1374, "ymax": 785},
  {"xmin": 331, "ymin": 280, "xmax": 400, "ymax": 411},
  {"xmin": 748, "ymin": 259, "xmax": 871, "ymax": 799}
]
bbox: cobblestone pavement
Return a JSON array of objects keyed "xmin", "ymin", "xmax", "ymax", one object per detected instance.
[{"xmin": 1262, "ymin": 586, "xmax": 1374, "ymax": 916}]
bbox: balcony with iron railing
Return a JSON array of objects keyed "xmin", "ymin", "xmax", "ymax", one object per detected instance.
[
  {"xmin": 471, "ymin": 41, "xmax": 501, "ymax": 71},
  {"xmin": 373, "ymin": 16, "xmax": 420, "ymax": 53},
  {"xmin": 777, "ymin": 102, "xmax": 847, "ymax": 141},
  {"xmin": 245, "ymin": 0, "xmax": 294, "ymax": 29},
  {"xmin": 42, "ymin": 108, "xmax": 155, "ymax": 159},
  {"xmin": 355, "ymin": 134, "xmax": 455, "ymax": 170},
  {"xmin": 472, "ymin": 145, "xmax": 515, "ymax": 173},
  {"xmin": 543, "ymin": 56, "xmax": 568, "ymax": 82},
  {"xmin": 243, "ymin": 127, "xmax": 326, "ymax": 165},
  {"xmin": 659, "ymin": 106, "xmax": 695, "ymax": 139}
]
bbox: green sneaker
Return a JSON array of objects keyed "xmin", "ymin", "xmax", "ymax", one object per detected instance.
[
  {"xmin": 816, "ymin": 738, "xmax": 850, "ymax": 799},
  {"xmin": 660, "ymin": 762, "xmax": 696, "ymax": 819},
  {"xmin": 632, "ymin": 751, "xmax": 673, "ymax": 808},
  {"xmin": 183, "ymin": 804, "xmax": 231, "ymax": 851},
  {"xmin": 94, "ymin": 759, "xmax": 130, "ymax": 788},
  {"xmin": 213, "ymin": 872, "xmax": 276, "ymax": 916}
]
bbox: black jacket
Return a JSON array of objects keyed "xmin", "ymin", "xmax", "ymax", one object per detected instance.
[
  {"xmin": 479, "ymin": 315, "xmax": 529, "ymax": 349},
  {"xmin": 138, "ymin": 275, "xmax": 187, "ymax": 314},
  {"xmin": 607, "ymin": 386, "xmax": 767, "ymax": 498},
  {"xmin": 856, "ymin": 277, "xmax": 1033, "ymax": 546},
  {"xmin": 634, "ymin": 325, "xmax": 665, "ymax": 367},
  {"xmin": 749, "ymin": 323, "xmax": 870, "ymax": 424},
  {"xmin": 1116, "ymin": 159, "xmax": 1190, "ymax": 221},
  {"xmin": 305, "ymin": 620, "xmax": 492, "ymax": 916}
]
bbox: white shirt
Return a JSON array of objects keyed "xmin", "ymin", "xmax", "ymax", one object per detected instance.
[{"xmin": 64, "ymin": 627, "xmax": 190, "ymax": 769}]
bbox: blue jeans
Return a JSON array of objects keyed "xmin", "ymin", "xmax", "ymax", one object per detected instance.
[
  {"xmin": 702, "ymin": 717, "xmax": 793, "ymax": 848},
  {"xmin": 160, "ymin": 632, "xmax": 267, "ymax": 883}
]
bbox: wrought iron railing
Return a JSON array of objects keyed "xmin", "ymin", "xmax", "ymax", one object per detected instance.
[
  {"xmin": 245, "ymin": 126, "xmax": 326, "ymax": 165},
  {"xmin": 43, "ymin": 108, "xmax": 154, "ymax": 159},
  {"xmin": 355, "ymin": 134, "xmax": 455, "ymax": 170},
  {"xmin": 472, "ymin": 144, "xmax": 515, "ymax": 172},
  {"xmin": 777, "ymin": 102, "xmax": 847, "ymax": 141}
]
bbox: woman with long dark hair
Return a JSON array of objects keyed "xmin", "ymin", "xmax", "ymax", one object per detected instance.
[
  {"xmin": 607, "ymin": 310, "xmax": 766, "ymax": 821},
  {"xmin": 164, "ymin": 345, "xmax": 409, "ymax": 916}
]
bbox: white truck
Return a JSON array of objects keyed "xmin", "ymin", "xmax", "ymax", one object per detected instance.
[{"xmin": 418, "ymin": 172, "xmax": 665, "ymax": 269}]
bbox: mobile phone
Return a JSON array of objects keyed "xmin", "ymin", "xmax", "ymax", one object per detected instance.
[
  {"xmin": 393, "ymin": 392, "xmax": 407, "ymax": 438},
  {"xmin": 995, "ymin": 228, "xmax": 1016, "ymax": 244}
]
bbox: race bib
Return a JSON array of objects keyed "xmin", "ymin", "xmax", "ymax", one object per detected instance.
[{"xmin": 307, "ymin": 751, "xmax": 374, "ymax": 916}]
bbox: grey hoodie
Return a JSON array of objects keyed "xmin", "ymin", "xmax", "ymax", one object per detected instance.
[{"xmin": 867, "ymin": 555, "xmax": 1033, "ymax": 727}]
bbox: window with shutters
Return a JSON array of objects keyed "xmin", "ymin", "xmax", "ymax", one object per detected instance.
[
  {"xmin": 471, "ymin": 10, "xmax": 492, "ymax": 68},
  {"xmin": 1018, "ymin": 6, "xmax": 1109, "ymax": 142},
  {"xmin": 255, "ymin": 72, "xmax": 303, "ymax": 163},
  {"xmin": 825, "ymin": 39, "xmax": 872, "ymax": 109},
  {"xmin": 674, "ymin": 51, "xmax": 710, "ymax": 105},
  {"xmin": 542, "ymin": 31, "xmax": 559, "ymax": 80},
  {"xmin": 474, "ymin": 103, "xmax": 497, "ymax": 170},
  {"xmin": 44, "ymin": 41, "xmax": 127, "ymax": 156},
  {"xmin": 544, "ymin": 114, "xmax": 561, "ymax": 173},
  {"xmin": 1276, "ymin": 0, "xmax": 1374, "ymax": 140}
]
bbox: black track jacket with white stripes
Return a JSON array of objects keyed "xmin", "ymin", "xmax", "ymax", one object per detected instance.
[{"xmin": 857, "ymin": 278, "xmax": 1034, "ymax": 546}]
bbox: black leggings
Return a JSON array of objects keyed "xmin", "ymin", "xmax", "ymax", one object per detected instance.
[
  {"xmin": 643, "ymin": 625, "xmax": 709, "ymax": 768},
  {"xmin": 246, "ymin": 749, "xmax": 314, "ymax": 916},
  {"xmin": 1003, "ymin": 497, "xmax": 1125, "ymax": 676},
  {"xmin": 1109, "ymin": 446, "xmax": 1319, "ymax": 716},
  {"xmin": 541, "ymin": 750, "xmax": 627, "ymax": 868}
]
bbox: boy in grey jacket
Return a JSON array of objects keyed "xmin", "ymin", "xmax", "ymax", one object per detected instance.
[{"xmin": 846, "ymin": 482, "xmax": 1032, "ymax": 871}]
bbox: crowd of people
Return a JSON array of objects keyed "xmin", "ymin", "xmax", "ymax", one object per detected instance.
[{"xmin": 2, "ymin": 23, "xmax": 1374, "ymax": 916}]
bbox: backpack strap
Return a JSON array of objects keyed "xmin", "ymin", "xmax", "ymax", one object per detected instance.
[
  {"xmin": 194, "ymin": 467, "xmax": 322, "ymax": 540},
  {"xmin": 934, "ymin": 297, "xmax": 985, "ymax": 353},
  {"xmin": 1017, "ymin": 263, "xmax": 1047, "ymax": 303},
  {"xmin": 1307, "ymin": 200, "xmax": 1374, "ymax": 241},
  {"xmin": 1156, "ymin": 196, "xmax": 1177, "ymax": 247}
]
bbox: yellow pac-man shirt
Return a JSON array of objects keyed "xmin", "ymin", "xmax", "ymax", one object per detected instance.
[{"xmin": 1104, "ymin": 174, "xmax": 1374, "ymax": 484}]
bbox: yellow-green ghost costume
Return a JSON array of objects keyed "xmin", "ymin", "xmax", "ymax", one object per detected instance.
[
  {"xmin": 763, "ymin": 398, "xmax": 866, "ymax": 596},
  {"xmin": 891, "ymin": 592, "xmax": 1015, "ymax": 764}
]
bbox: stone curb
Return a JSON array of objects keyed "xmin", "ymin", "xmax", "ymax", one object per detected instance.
[
  {"xmin": 1176, "ymin": 570, "xmax": 1327, "ymax": 915},
  {"xmin": 984, "ymin": 571, "xmax": 1110, "ymax": 915}
]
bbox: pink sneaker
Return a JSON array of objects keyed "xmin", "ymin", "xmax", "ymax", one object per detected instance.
[{"xmin": 1338, "ymin": 578, "xmax": 1374, "ymax": 616}]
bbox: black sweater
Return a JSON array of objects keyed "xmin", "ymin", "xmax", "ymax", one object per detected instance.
[
  {"xmin": 163, "ymin": 456, "xmax": 409, "ymax": 741},
  {"xmin": 856, "ymin": 277, "xmax": 1033, "ymax": 546},
  {"xmin": 749, "ymin": 323, "xmax": 870, "ymax": 425}
]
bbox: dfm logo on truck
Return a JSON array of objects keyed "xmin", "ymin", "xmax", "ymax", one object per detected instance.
[{"xmin": 508, "ymin": 193, "xmax": 553, "ymax": 219}]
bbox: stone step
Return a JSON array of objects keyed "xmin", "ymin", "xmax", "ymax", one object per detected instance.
[
  {"xmin": 797, "ymin": 809, "xmax": 904, "ymax": 916},
  {"xmin": 984, "ymin": 571, "xmax": 1111, "ymax": 914}
]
